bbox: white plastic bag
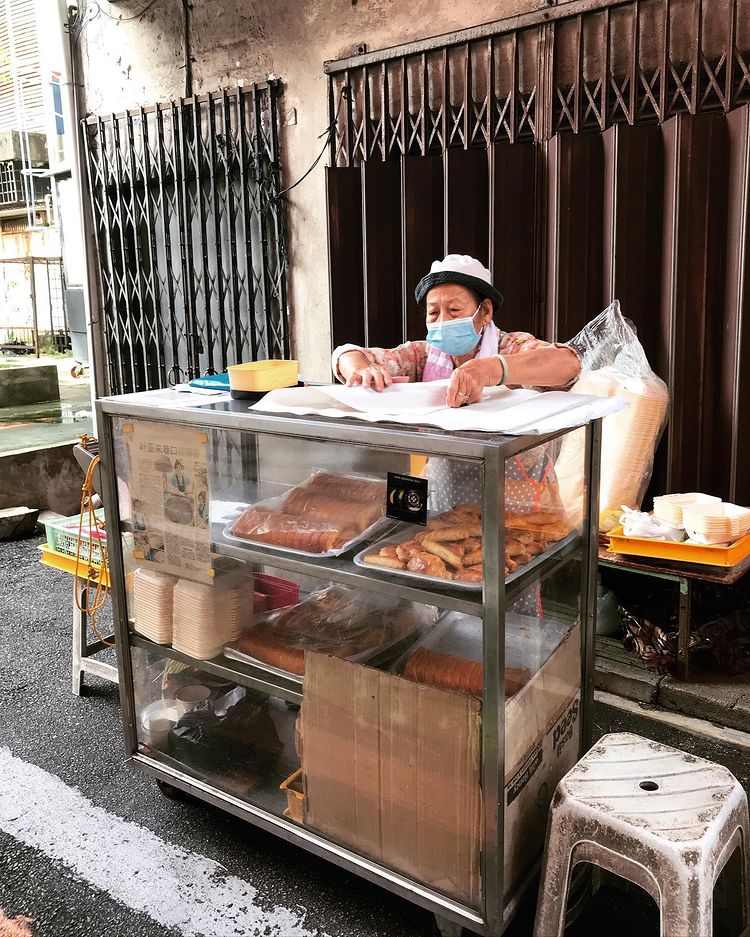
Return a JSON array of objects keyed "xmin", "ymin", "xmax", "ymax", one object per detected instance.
[{"xmin": 555, "ymin": 301, "xmax": 670, "ymax": 531}]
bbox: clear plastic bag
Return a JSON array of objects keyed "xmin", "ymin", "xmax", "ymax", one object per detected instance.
[
  {"xmin": 226, "ymin": 584, "xmax": 434, "ymax": 676},
  {"xmin": 555, "ymin": 301, "xmax": 670, "ymax": 531},
  {"xmin": 168, "ymin": 686, "xmax": 284, "ymax": 773}
]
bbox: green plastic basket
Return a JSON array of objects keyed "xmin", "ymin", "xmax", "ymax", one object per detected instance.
[{"xmin": 44, "ymin": 510, "xmax": 107, "ymax": 566}]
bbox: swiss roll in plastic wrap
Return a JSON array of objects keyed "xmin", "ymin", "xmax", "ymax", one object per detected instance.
[{"xmin": 555, "ymin": 301, "xmax": 669, "ymax": 531}]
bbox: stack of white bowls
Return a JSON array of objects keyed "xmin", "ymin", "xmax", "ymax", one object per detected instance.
[
  {"xmin": 682, "ymin": 503, "xmax": 750, "ymax": 544},
  {"xmin": 653, "ymin": 493, "xmax": 721, "ymax": 528}
]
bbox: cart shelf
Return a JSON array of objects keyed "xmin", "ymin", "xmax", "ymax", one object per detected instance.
[
  {"xmin": 211, "ymin": 529, "xmax": 583, "ymax": 615},
  {"xmin": 131, "ymin": 633, "xmax": 304, "ymax": 703},
  {"xmin": 211, "ymin": 529, "xmax": 484, "ymax": 616}
]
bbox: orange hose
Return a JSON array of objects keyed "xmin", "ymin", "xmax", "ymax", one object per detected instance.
[{"xmin": 74, "ymin": 454, "xmax": 115, "ymax": 648}]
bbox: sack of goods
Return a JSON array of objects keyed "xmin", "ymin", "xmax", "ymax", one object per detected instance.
[{"xmin": 555, "ymin": 300, "xmax": 669, "ymax": 531}]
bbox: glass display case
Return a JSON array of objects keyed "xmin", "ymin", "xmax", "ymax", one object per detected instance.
[{"xmin": 97, "ymin": 392, "xmax": 601, "ymax": 937}]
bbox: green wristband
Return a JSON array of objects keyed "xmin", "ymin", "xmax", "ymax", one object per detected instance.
[{"xmin": 497, "ymin": 354, "xmax": 508, "ymax": 386}]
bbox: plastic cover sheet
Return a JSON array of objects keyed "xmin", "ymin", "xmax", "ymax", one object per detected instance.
[
  {"xmin": 226, "ymin": 584, "xmax": 434, "ymax": 676},
  {"xmin": 555, "ymin": 301, "xmax": 670, "ymax": 530}
]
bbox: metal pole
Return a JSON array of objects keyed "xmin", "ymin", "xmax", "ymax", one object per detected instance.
[
  {"xmin": 29, "ymin": 258, "xmax": 39, "ymax": 357},
  {"xmin": 580, "ymin": 418, "xmax": 602, "ymax": 750},
  {"xmin": 481, "ymin": 443, "xmax": 505, "ymax": 935},
  {"xmin": 46, "ymin": 260, "xmax": 55, "ymax": 347}
]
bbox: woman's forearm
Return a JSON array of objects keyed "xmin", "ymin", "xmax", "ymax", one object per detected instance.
[
  {"xmin": 337, "ymin": 350, "xmax": 370, "ymax": 381},
  {"xmin": 504, "ymin": 345, "xmax": 580, "ymax": 389}
]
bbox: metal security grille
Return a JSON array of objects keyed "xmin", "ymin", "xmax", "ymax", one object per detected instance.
[
  {"xmin": 0, "ymin": 161, "xmax": 18, "ymax": 204},
  {"xmin": 84, "ymin": 81, "xmax": 288, "ymax": 395},
  {"xmin": 325, "ymin": 0, "xmax": 750, "ymax": 506},
  {"xmin": 327, "ymin": 0, "xmax": 750, "ymax": 163}
]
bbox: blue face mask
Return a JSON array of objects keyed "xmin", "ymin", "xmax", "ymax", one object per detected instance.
[{"xmin": 425, "ymin": 306, "xmax": 483, "ymax": 356}]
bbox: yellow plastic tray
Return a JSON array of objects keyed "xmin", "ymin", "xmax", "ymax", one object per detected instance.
[
  {"xmin": 607, "ymin": 526, "xmax": 750, "ymax": 567},
  {"xmin": 39, "ymin": 543, "xmax": 111, "ymax": 587},
  {"xmin": 228, "ymin": 359, "xmax": 298, "ymax": 392}
]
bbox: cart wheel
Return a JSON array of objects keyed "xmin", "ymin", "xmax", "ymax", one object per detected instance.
[
  {"xmin": 156, "ymin": 779, "xmax": 187, "ymax": 801},
  {"xmin": 432, "ymin": 914, "xmax": 464, "ymax": 937}
]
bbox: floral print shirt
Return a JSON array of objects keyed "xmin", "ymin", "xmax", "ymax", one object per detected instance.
[{"xmin": 332, "ymin": 331, "xmax": 580, "ymax": 389}]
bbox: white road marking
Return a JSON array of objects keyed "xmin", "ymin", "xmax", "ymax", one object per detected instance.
[{"xmin": 0, "ymin": 747, "xmax": 321, "ymax": 937}]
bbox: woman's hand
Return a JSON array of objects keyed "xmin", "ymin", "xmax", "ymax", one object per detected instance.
[
  {"xmin": 446, "ymin": 357, "xmax": 505, "ymax": 408},
  {"xmin": 346, "ymin": 365, "xmax": 409, "ymax": 392}
]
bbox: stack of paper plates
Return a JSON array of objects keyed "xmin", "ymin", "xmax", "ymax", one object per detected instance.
[
  {"xmin": 132, "ymin": 568, "xmax": 176, "ymax": 644},
  {"xmin": 172, "ymin": 576, "xmax": 254, "ymax": 660},
  {"xmin": 683, "ymin": 503, "xmax": 750, "ymax": 544},
  {"xmin": 218, "ymin": 576, "xmax": 254, "ymax": 641},
  {"xmin": 653, "ymin": 492, "xmax": 720, "ymax": 527}
]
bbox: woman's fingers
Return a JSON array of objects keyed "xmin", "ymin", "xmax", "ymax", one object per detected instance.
[
  {"xmin": 447, "ymin": 370, "xmax": 481, "ymax": 407},
  {"xmin": 446, "ymin": 372, "xmax": 463, "ymax": 408},
  {"xmin": 350, "ymin": 367, "xmax": 406, "ymax": 392}
]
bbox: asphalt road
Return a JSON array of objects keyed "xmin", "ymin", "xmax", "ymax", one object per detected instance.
[{"xmin": 0, "ymin": 533, "xmax": 746, "ymax": 937}]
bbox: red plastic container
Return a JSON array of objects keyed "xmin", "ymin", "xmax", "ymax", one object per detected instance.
[{"xmin": 253, "ymin": 573, "xmax": 299, "ymax": 612}]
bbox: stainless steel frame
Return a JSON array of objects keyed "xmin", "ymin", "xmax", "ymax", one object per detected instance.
[{"xmin": 96, "ymin": 393, "xmax": 601, "ymax": 937}]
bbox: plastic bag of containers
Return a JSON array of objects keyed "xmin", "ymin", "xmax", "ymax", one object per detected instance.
[{"xmin": 555, "ymin": 301, "xmax": 669, "ymax": 532}]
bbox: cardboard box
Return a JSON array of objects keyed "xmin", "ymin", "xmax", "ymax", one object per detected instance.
[
  {"xmin": 301, "ymin": 621, "xmax": 581, "ymax": 911},
  {"xmin": 302, "ymin": 652, "xmax": 482, "ymax": 908},
  {"xmin": 504, "ymin": 691, "xmax": 580, "ymax": 900},
  {"xmin": 504, "ymin": 622, "xmax": 581, "ymax": 900}
]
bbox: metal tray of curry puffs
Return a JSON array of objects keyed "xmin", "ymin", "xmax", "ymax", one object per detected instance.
[{"xmin": 354, "ymin": 523, "xmax": 578, "ymax": 592}]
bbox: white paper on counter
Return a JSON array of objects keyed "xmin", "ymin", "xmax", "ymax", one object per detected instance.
[
  {"xmin": 252, "ymin": 383, "xmax": 627, "ymax": 435},
  {"xmin": 321, "ymin": 379, "xmax": 451, "ymax": 414},
  {"xmin": 103, "ymin": 388, "xmax": 232, "ymax": 409}
]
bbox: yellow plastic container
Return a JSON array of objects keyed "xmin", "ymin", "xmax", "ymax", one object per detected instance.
[
  {"xmin": 228, "ymin": 359, "xmax": 298, "ymax": 393},
  {"xmin": 607, "ymin": 526, "xmax": 750, "ymax": 567},
  {"xmin": 280, "ymin": 768, "xmax": 305, "ymax": 823}
]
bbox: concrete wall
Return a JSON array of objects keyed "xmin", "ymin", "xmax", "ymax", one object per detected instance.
[
  {"xmin": 0, "ymin": 365, "xmax": 60, "ymax": 407},
  {"xmin": 77, "ymin": 0, "xmax": 541, "ymax": 381},
  {"xmin": 0, "ymin": 442, "xmax": 82, "ymax": 515}
]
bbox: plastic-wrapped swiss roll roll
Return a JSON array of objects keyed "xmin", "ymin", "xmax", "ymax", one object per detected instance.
[{"xmin": 555, "ymin": 369, "xmax": 669, "ymax": 531}]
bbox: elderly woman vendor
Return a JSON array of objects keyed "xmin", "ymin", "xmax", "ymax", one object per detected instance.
[{"xmin": 333, "ymin": 254, "xmax": 580, "ymax": 405}]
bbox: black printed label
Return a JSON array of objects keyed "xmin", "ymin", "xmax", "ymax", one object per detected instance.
[
  {"xmin": 506, "ymin": 745, "xmax": 543, "ymax": 806},
  {"xmin": 386, "ymin": 472, "xmax": 428, "ymax": 526}
]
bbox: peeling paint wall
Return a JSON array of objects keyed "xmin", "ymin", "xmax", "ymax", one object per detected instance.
[{"xmin": 78, "ymin": 0, "xmax": 542, "ymax": 380}]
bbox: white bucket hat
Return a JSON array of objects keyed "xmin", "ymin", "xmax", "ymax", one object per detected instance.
[{"xmin": 414, "ymin": 254, "xmax": 504, "ymax": 310}]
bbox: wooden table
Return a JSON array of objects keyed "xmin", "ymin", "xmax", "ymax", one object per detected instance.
[{"xmin": 598, "ymin": 547, "xmax": 750, "ymax": 680}]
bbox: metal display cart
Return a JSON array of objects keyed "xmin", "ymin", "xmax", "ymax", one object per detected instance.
[{"xmin": 96, "ymin": 392, "xmax": 601, "ymax": 937}]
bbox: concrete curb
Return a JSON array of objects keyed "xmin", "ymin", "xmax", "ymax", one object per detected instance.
[{"xmin": 595, "ymin": 653, "xmax": 750, "ymax": 734}]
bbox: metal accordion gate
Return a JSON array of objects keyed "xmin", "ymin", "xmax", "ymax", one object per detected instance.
[
  {"xmin": 325, "ymin": 0, "xmax": 750, "ymax": 502},
  {"xmin": 83, "ymin": 81, "xmax": 289, "ymax": 396}
]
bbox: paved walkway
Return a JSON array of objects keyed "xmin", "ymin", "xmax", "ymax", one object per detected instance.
[
  {"xmin": 0, "ymin": 356, "xmax": 93, "ymax": 455},
  {"xmin": 0, "ymin": 533, "xmax": 745, "ymax": 937}
]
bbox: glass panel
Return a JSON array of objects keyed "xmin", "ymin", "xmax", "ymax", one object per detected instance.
[
  {"xmin": 108, "ymin": 414, "xmax": 591, "ymax": 917},
  {"xmin": 503, "ymin": 440, "xmax": 585, "ymax": 904},
  {"xmin": 131, "ymin": 647, "xmax": 300, "ymax": 814}
]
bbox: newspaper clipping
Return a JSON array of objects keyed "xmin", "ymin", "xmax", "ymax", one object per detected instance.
[{"xmin": 127, "ymin": 421, "xmax": 211, "ymax": 579}]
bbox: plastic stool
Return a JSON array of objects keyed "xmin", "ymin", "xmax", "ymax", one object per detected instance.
[{"xmin": 533, "ymin": 732, "xmax": 750, "ymax": 937}]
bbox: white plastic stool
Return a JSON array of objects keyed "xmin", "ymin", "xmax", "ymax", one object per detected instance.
[{"xmin": 534, "ymin": 732, "xmax": 750, "ymax": 937}]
